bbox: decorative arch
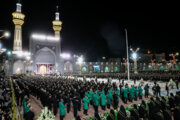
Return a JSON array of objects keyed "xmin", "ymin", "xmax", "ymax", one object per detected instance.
[
  {"xmin": 13, "ymin": 60, "xmax": 25, "ymax": 74},
  {"xmin": 64, "ymin": 61, "xmax": 73, "ymax": 73},
  {"xmin": 105, "ymin": 66, "xmax": 109, "ymax": 72},
  {"xmin": 35, "ymin": 47, "xmax": 56, "ymax": 64},
  {"xmin": 114, "ymin": 66, "xmax": 118, "ymax": 72},
  {"xmin": 82, "ymin": 66, "xmax": 88, "ymax": 72}
]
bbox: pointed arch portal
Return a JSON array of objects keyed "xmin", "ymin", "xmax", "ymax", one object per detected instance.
[{"xmin": 35, "ymin": 47, "xmax": 56, "ymax": 74}]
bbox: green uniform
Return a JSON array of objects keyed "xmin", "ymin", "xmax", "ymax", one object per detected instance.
[
  {"xmin": 139, "ymin": 87, "xmax": 143, "ymax": 96},
  {"xmin": 100, "ymin": 93, "xmax": 106, "ymax": 106},
  {"xmin": 59, "ymin": 102, "xmax": 66, "ymax": 116},
  {"xmin": 123, "ymin": 88, "xmax": 128, "ymax": 98},
  {"xmin": 144, "ymin": 86, "xmax": 149, "ymax": 95},
  {"xmin": 89, "ymin": 90, "xmax": 94, "ymax": 101},
  {"xmin": 129, "ymin": 88, "xmax": 134, "ymax": 99},
  {"xmin": 115, "ymin": 89, "xmax": 120, "ymax": 102},
  {"xmin": 83, "ymin": 97, "xmax": 89, "ymax": 110},
  {"xmin": 23, "ymin": 99, "xmax": 26, "ymax": 113},
  {"xmin": 134, "ymin": 88, "xmax": 138, "ymax": 97},
  {"xmin": 93, "ymin": 94, "xmax": 99, "ymax": 106},
  {"xmin": 24, "ymin": 105, "xmax": 30, "ymax": 113},
  {"xmin": 108, "ymin": 89, "xmax": 113, "ymax": 96},
  {"xmin": 106, "ymin": 93, "xmax": 112, "ymax": 105},
  {"xmin": 23, "ymin": 99, "xmax": 30, "ymax": 114}
]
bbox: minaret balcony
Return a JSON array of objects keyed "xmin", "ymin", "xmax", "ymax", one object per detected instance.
[
  {"xmin": 12, "ymin": 12, "xmax": 25, "ymax": 20},
  {"xmin": 13, "ymin": 19, "xmax": 24, "ymax": 25}
]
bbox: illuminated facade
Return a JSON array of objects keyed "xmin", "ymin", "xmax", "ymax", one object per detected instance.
[
  {"xmin": 12, "ymin": 2, "xmax": 25, "ymax": 51},
  {"xmin": 29, "ymin": 6, "xmax": 64, "ymax": 74},
  {"xmin": 8, "ymin": 1, "xmax": 26, "ymax": 75}
]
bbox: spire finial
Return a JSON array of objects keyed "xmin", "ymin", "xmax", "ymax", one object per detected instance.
[
  {"xmin": 56, "ymin": 5, "xmax": 59, "ymax": 12},
  {"xmin": 55, "ymin": 5, "xmax": 60, "ymax": 21}
]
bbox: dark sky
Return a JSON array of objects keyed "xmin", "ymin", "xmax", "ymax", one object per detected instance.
[{"xmin": 0, "ymin": 0, "xmax": 179, "ymax": 61}]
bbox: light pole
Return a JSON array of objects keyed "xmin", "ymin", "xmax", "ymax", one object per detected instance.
[
  {"xmin": 130, "ymin": 48, "xmax": 140, "ymax": 74},
  {"xmin": 125, "ymin": 29, "xmax": 130, "ymax": 80}
]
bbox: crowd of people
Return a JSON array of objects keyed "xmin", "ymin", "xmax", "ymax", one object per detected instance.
[
  {"xmin": 74, "ymin": 70, "xmax": 180, "ymax": 82},
  {"xmin": 0, "ymin": 76, "xmax": 12, "ymax": 119},
  {"xmin": 107, "ymin": 93, "xmax": 180, "ymax": 120},
  {"xmin": 11, "ymin": 74, "xmax": 179, "ymax": 120}
]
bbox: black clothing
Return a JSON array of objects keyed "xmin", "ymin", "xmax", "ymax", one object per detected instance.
[{"xmin": 24, "ymin": 110, "xmax": 35, "ymax": 120}]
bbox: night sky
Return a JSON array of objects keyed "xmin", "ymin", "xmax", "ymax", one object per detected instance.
[{"xmin": 0, "ymin": 0, "xmax": 179, "ymax": 61}]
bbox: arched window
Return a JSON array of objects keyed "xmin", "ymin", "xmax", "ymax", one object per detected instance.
[
  {"xmin": 82, "ymin": 66, "xmax": 87, "ymax": 72},
  {"xmin": 114, "ymin": 66, "xmax": 118, "ymax": 72},
  {"xmin": 105, "ymin": 66, "xmax": 109, "ymax": 72}
]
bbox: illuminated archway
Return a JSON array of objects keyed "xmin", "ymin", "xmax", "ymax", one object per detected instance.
[
  {"xmin": 35, "ymin": 47, "xmax": 56, "ymax": 74},
  {"xmin": 114, "ymin": 66, "xmax": 118, "ymax": 72},
  {"xmin": 105, "ymin": 66, "xmax": 109, "ymax": 72},
  {"xmin": 13, "ymin": 60, "xmax": 25, "ymax": 74},
  {"xmin": 40, "ymin": 65, "xmax": 47, "ymax": 75},
  {"xmin": 82, "ymin": 66, "xmax": 87, "ymax": 72},
  {"xmin": 64, "ymin": 61, "xmax": 73, "ymax": 73}
]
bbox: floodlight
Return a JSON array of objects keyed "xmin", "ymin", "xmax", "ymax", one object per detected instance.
[
  {"xmin": 4, "ymin": 32, "xmax": 10, "ymax": 38},
  {"xmin": 77, "ymin": 56, "xmax": 83, "ymax": 64},
  {"xmin": 132, "ymin": 53, "xmax": 137, "ymax": 59},
  {"xmin": 60, "ymin": 53, "xmax": 71, "ymax": 59}
]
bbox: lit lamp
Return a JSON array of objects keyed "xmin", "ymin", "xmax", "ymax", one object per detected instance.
[
  {"xmin": 130, "ymin": 48, "xmax": 140, "ymax": 74},
  {"xmin": 0, "ymin": 31, "xmax": 10, "ymax": 39},
  {"xmin": 7, "ymin": 51, "xmax": 12, "ymax": 56}
]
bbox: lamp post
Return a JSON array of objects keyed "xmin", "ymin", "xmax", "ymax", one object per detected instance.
[{"xmin": 130, "ymin": 48, "xmax": 140, "ymax": 74}]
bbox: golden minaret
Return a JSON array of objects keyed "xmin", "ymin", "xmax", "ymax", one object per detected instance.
[
  {"xmin": 12, "ymin": 1, "xmax": 25, "ymax": 52},
  {"xmin": 52, "ymin": 6, "xmax": 62, "ymax": 53},
  {"xmin": 52, "ymin": 6, "xmax": 62, "ymax": 38}
]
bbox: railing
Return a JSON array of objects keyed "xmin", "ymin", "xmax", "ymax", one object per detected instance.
[{"xmin": 9, "ymin": 77, "xmax": 21, "ymax": 120}]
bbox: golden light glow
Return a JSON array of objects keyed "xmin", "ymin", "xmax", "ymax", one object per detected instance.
[
  {"xmin": 12, "ymin": 12, "xmax": 25, "ymax": 25},
  {"xmin": 52, "ymin": 20, "xmax": 62, "ymax": 32},
  {"xmin": 12, "ymin": 12, "xmax": 25, "ymax": 20}
]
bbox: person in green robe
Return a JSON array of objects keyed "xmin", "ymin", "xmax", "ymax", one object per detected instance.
[
  {"xmin": 93, "ymin": 91, "xmax": 99, "ymax": 113},
  {"xmin": 106, "ymin": 91, "xmax": 112, "ymax": 109},
  {"xmin": 89, "ymin": 89, "xmax": 94, "ymax": 104},
  {"xmin": 108, "ymin": 88, "xmax": 113, "ymax": 99},
  {"xmin": 115, "ymin": 88, "xmax": 120, "ymax": 103},
  {"xmin": 83, "ymin": 95, "xmax": 90, "ymax": 115},
  {"xmin": 59, "ymin": 99, "xmax": 66, "ymax": 120},
  {"xmin": 123, "ymin": 88, "xmax": 128, "ymax": 104},
  {"xmin": 23, "ymin": 98, "xmax": 27, "ymax": 114},
  {"xmin": 144, "ymin": 84, "xmax": 149, "ymax": 98},
  {"xmin": 100, "ymin": 91, "xmax": 107, "ymax": 110},
  {"xmin": 134, "ymin": 86, "xmax": 138, "ymax": 101},
  {"xmin": 85, "ymin": 91, "xmax": 90, "ymax": 102},
  {"xmin": 129, "ymin": 87, "xmax": 134, "ymax": 102},
  {"xmin": 138, "ymin": 86, "xmax": 143, "ymax": 99},
  {"xmin": 23, "ymin": 96, "xmax": 30, "ymax": 115}
]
